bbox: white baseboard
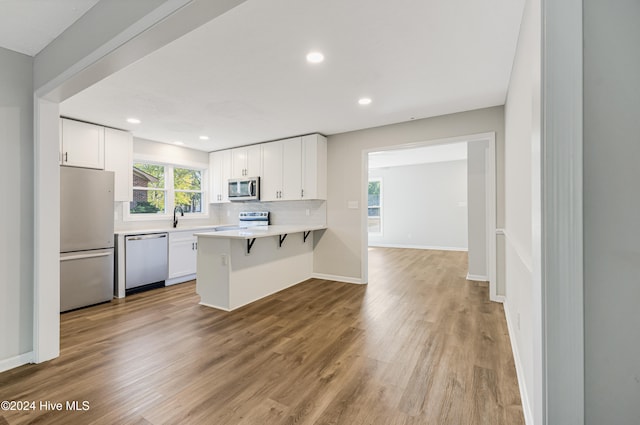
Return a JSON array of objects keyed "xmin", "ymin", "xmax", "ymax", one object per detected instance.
[
  {"xmin": 368, "ymin": 243, "xmax": 467, "ymax": 252},
  {"xmin": 503, "ymin": 301, "xmax": 534, "ymax": 425},
  {"xmin": 311, "ymin": 273, "xmax": 366, "ymax": 284},
  {"xmin": 0, "ymin": 352, "xmax": 34, "ymax": 373},
  {"xmin": 493, "ymin": 295, "xmax": 506, "ymax": 303},
  {"xmin": 165, "ymin": 274, "xmax": 195, "ymax": 286},
  {"xmin": 466, "ymin": 273, "xmax": 489, "ymax": 282},
  {"xmin": 198, "ymin": 301, "xmax": 230, "ymax": 311}
]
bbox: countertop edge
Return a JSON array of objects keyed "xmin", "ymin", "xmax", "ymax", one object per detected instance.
[{"xmin": 194, "ymin": 225, "xmax": 327, "ymax": 239}]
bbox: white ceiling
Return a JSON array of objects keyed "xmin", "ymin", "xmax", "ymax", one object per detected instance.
[
  {"xmin": 59, "ymin": 0, "xmax": 525, "ymax": 152},
  {"xmin": 0, "ymin": 0, "xmax": 101, "ymax": 56},
  {"xmin": 369, "ymin": 142, "xmax": 468, "ymax": 169}
]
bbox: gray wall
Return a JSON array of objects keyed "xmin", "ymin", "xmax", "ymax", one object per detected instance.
[
  {"xmin": 584, "ymin": 1, "xmax": 640, "ymax": 423},
  {"xmin": 368, "ymin": 160, "xmax": 468, "ymax": 250},
  {"xmin": 315, "ymin": 106, "xmax": 504, "ymax": 280},
  {"xmin": 0, "ymin": 47, "xmax": 34, "ymax": 363}
]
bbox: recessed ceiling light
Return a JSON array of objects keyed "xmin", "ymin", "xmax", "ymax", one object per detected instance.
[
  {"xmin": 173, "ymin": 141, "xmax": 184, "ymax": 146},
  {"xmin": 126, "ymin": 117, "xmax": 141, "ymax": 124},
  {"xmin": 306, "ymin": 51, "xmax": 324, "ymax": 64},
  {"xmin": 199, "ymin": 135, "xmax": 209, "ymax": 140},
  {"xmin": 358, "ymin": 97, "xmax": 372, "ymax": 106}
]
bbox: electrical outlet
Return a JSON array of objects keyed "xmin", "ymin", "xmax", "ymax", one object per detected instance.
[{"xmin": 221, "ymin": 254, "xmax": 228, "ymax": 266}]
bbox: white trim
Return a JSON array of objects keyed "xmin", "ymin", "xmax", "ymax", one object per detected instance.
[
  {"xmin": 504, "ymin": 301, "xmax": 534, "ymax": 425},
  {"xmin": 496, "ymin": 228, "xmax": 506, "ymax": 236},
  {"xmin": 0, "ymin": 352, "xmax": 34, "ymax": 373},
  {"xmin": 493, "ymin": 295, "xmax": 505, "ymax": 303},
  {"xmin": 541, "ymin": 0, "xmax": 584, "ymax": 423},
  {"xmin": 466, "ymin": 273, "xmax": 489, "ymax": 282},
  {"xmin": 33, "ymin": 98, "xmax": 60, "ymax": 364},
  {"xmin": 369, "ymin": 243, "xmax": 467, "ymax": 252},
  {"xmin": 312, "ymin": 273, "xmax": 366, "ymax": 285}
]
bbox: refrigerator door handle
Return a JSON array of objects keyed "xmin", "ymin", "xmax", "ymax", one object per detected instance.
[{"xmin": 60, "ymin": 252, "xmax": 112, "ymax": 262}]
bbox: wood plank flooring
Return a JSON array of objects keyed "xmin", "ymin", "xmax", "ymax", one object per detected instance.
[{"xmin": 0, "ymin": 248, "xmax": 524, "ymax": 425}]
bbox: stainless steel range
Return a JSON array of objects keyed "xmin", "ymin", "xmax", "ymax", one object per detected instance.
[
  {"xmin": 215, "ymin": 211, "xmax": 270, "ymax": 231},
  {"xmin": 239, "ymin": 211, "xmax": 269, "ymax": 227}
]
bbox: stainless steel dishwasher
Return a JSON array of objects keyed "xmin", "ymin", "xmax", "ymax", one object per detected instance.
[{"xmin": 125, "ymin": 233, "xmax": 169, "ymax": 292}]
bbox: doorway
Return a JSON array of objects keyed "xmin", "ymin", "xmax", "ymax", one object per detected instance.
[{"xmin": 361, "ymin": 133, "xmax": 497, "ymax": 300}]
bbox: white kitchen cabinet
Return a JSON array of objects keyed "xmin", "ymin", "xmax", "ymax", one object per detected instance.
[
  {"xmin": 168, "ymin": 230, "xmax": 198, "ymax": 283},
  {"xmin": 209, "ymin": 150, "xmax": 232, "ymax": 203},
  {"xmin": 104, "ymin": 127, "xmax": 133, "ymax": 202},
  {"xmin": 60, "ymin": 118, "xmax": 105, "ymax": 169},
  {"xmin": 261, "ymin": 137, "xmax": 302, "ymax": 201},
  {"xmin": 231, "ymin": 144, "xmax": 262, "ymax": 178},
  {"xmin": 301, "ymin": 134, "xmax": 327, "ymax": 200}
]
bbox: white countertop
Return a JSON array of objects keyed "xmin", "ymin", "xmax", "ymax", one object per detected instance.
[
  {"xmin": 194, "ymin": 224, "xmax": 327, "ymax": 239},
  {"xmin": 114, "ymin": 224, "xmax": 231, "ymax": 236}
]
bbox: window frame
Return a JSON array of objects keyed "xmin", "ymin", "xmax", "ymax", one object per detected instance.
[
  {"xmin": 124, "ymin": 159, "xmax": 208, "ymax": 222},
  {"xmin": 367, "ymin": 177, "xmax": 383, "ymax": 235}
]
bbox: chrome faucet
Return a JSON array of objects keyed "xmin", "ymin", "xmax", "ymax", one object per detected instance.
[{"xmin": 173, "ymin": 206, "xmax": 184, "ymax": 228}]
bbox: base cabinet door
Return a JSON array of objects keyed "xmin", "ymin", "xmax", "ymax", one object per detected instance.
[{"xmin": 168, "ymin": 231, "xmax": 198, "ymax": 282}]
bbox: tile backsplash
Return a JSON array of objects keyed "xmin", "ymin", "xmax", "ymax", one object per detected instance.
[
  {"xmin": 113, "ymin": 200, "xmax": 326, "ymax": 232},
  {"xmin": 211, "ymin": 200, "xmax": 327, "ymax": 226}
]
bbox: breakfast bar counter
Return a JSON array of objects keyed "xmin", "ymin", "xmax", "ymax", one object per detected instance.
[{"xmin": 194, "ymin": 225, "xmax": 326, "ymax": 311}]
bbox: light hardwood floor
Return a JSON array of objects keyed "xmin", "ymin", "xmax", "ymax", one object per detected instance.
[{"xmin": 0, "ymin": 248, "xmax": 524, "ymax": 425}]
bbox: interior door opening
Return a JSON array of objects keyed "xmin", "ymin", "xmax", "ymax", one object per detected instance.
[{"xmin": 363, "ymin": 133, "xmax": 497, "ymax": 301}]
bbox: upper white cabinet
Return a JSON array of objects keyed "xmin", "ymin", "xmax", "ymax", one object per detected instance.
[
  {"xmin": 210, "ymin": 133, "xmax": 326, "ymax": 203},
  {"xmin": 104, "ymin": 128, "xmax": 133, "ymax": 202},
  {"xmin": 60, "ymin": 118, "xmax": 105, "ymax": 169},
  {"xmin": 301, "ymin": 134, "xmax": 327, "ymax": 200},
  {"xmin": 231, "ymin": 145, "xmax": 262, "ymax": 178},
  {"xmin": 209, "ymin": 150, "xmax": 232, "ymax": 203},
  {"xmin": 262, "ymin": 137, "xmax": 302, "ymax": 201}
]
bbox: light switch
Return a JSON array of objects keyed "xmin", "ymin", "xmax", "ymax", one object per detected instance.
[{"xmin": 347, "ymin": 201, "xmax": 359, "ymax": 209}]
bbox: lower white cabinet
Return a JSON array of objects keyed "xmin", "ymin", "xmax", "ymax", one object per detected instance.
[{"xmin": 167, "ymin": 231, "xmax": 198, "ymax": 285}]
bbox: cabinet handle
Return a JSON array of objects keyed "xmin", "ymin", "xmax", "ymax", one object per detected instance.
[
  {"xmin": 301, "ymin": 189, "xmax": 304, "ymax": 198},
  {"xmin": 64, "ymin": 152, "xmax": 68, "ymax": 163}
]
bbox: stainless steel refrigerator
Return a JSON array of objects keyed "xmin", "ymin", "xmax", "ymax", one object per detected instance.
[{"xmin": 60, "ymin": 166, "xmax": 115, "ymax": 312}]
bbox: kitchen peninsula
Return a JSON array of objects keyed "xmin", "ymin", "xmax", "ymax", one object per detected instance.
[{"xmin": 194, "ymin": 224, "xmax": 326, "ymax": 311}]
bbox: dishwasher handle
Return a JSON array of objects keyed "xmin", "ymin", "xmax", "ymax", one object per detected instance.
[{"xmin": 126, "ymin": 233, "xmax": 168, "ymax": 241}]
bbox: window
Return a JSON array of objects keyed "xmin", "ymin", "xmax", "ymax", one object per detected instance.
[
  {"xmin": 131, "ymin": 163, "xmax": 166, "ymax": 214},
  {"xmin": 128, "ymin": 161, "xmax": 206, "ymax": 218},
  {"xmin": 368, "ymin": 178, "xmax": 382, "ymax": 234},
  {"xmin": 174, "ymin": 167, "xmax": 202, "ymax": 213}
]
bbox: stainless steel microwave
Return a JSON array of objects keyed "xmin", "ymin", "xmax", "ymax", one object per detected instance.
[{"xmin": 228, "ymin": 177, "xmax": 260, "ymax": 201}]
